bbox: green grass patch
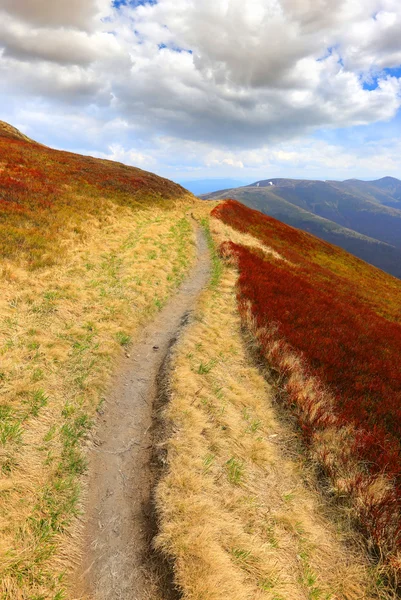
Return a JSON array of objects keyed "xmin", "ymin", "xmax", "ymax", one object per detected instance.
[{"xmin": 201, "ymin": 217, "xmax": 222, "ymax": 289}]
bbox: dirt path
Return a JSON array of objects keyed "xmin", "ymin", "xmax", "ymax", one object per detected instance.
[{"xmin": 74, "ymin": 225, "xmax": 210, "ymax": 600}]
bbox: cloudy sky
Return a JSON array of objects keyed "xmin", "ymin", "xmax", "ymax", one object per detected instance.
[{"xmin": 1, "ymin": 0, "xmax": 401, "ymax": 182}]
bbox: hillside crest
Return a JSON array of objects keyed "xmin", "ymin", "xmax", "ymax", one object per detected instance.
[{"xmin": 0, "ymin": 120, "xmax": 35, "ymax": 142}]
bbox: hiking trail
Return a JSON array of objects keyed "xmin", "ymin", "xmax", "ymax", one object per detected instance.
[{"xmin": 74, "ymin": 225, "xmax": 210, "ymax": 600}]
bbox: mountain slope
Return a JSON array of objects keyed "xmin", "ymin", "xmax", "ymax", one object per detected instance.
[
  {"xmin": 332, "ymin": 177, "xmax": 401, "ymax": 209},
  {"xmin": 212, "ymin": 199, "xmax": 401, "ymax": 580},
  {"xmin": 0, "ymin": 121, "xmax": 398, "ymax": 599},
  {"xmin": 153, "ymin": 200, "xmax": 401, "ymax": 599},
  {"xmin": 203, "ymin": 182, "xmax": 401, "ymax": 278},
  {"xmin": 0, "ymin": 121, "xmax": 198, "ymax": 599},
  {"xmin": 155, "ymin": 237, "xmax": 379, "ymax": 600}
]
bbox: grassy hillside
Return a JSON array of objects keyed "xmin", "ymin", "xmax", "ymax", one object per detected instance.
[
  {"xmin": 0, "ymin": 122, "xmax": 197, "ymax": 598},
  {"xmin": 0, "ymin": 119, "xmax": 188, "ymax": 269},
  {"xmin": 211, "ymin": 200, "xmax": 401, "ymax": 580},
  {"xmin": 202, "ymin": 179, "xmax": 401, "ymax": 279}
]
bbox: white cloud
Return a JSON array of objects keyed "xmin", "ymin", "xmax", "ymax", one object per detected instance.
[
  {"xmin": 91, "ymin": 133, "xmax": 401, "ymax": 180},
  {"xmin": 113, "ymin": 0, "xmax": 401, "ymax": 145},
  {"xmin": 0, "ymin": 13, "xmax": 122, "ymax": 66},
  {"xmin": 96, "ymin": 143, "xmax": 156, "ymax": 167},
  {"xmin": 0, "ymin": 0, "xmax": 109, "ymax": 29},
  {"xmin": 341, "ymin": 3, "xmax": 401, "ymax": 72},
  {"xmin": 0, "ymin": 55, "xmax": 109, "ymax": 102}
]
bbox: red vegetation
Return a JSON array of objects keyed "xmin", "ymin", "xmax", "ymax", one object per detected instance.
[
  {"xmin": 213, "ymin": 200, "xmax": 401, "ymax": 564},
  {"xmin": 0, "ymin": 122, "xmax": 188, "ymax": 268}
]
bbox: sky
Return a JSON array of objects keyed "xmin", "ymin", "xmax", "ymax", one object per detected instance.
[{"xmin": 1, "ymin": 0, "xmax": 401, "ymax": 183}]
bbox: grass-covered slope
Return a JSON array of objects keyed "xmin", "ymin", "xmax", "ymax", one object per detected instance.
[
  {"xmin": 212, "ymin": 200, "xmax": 401, "ymax": 578},
  {"xmin": 202, "ymin": 180, "xmax": 401, "ymax": 279},
  {"xmin": 0, "ymin": 122, "xmax": 196, "ymax": 599}
]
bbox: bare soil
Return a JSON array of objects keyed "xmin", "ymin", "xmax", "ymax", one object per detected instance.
[{"xmin": 73, "ymin": 226, "xmax": 210, "ymax": 600}]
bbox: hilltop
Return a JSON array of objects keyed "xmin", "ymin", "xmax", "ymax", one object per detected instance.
[
  {"xmin": 0, "ymin": 120, "xmax": 189, "ymax": 269},
  {"xmin": 0, "ymin": 120, "xmax": 35, "ymax": 143},
  {"xmin": 202, "ymin": 176, "xmax": 401, "ymax": 279}
]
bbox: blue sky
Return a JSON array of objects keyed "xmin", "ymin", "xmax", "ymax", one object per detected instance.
[{"xmin": 1, "ymin": 0, "xmax": 401, "ymax": 182}]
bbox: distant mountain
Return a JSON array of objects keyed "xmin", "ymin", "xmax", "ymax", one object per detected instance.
[
  {"xmin": 331, "ymin": 177, "xmax": 401, "ymax": 210},
  {"xmin": 179, "ymin": 178, "xmax": 250, "ymax": 196},
  {"xmin": 202, "ymin": 177, "xmax": 401, "ymax": 279}
]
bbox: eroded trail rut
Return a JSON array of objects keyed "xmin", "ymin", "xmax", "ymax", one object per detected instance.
[{"xmin": 75, "ymin": 227, "xmax": 210, "ymax": 600}]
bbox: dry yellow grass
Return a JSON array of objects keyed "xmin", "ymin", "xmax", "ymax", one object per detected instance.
[
  {"xmin": 0, "ymin": 197, "xmax": 196, "ymax": 599},
  {"xmin": 155, "ymin": 218, "xmax": 383, "ymax": 600},
  {"xmin": 210, "ymin": 217, "xmax": 286, "ymax": 262}
]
